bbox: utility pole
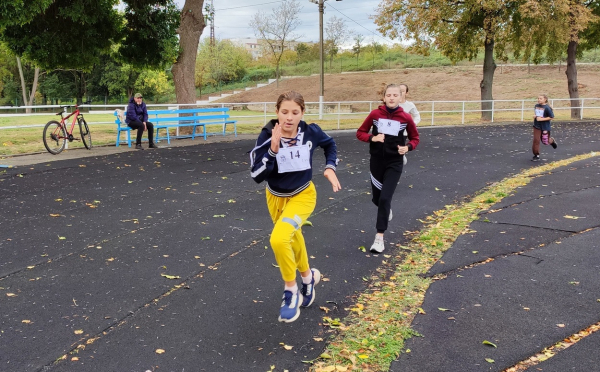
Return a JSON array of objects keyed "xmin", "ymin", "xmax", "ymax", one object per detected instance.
[
  {"xmin": 205, "ymin": 0, "xmax": 215, "ymax": 46},
  {"xmin": 309, "ymin": 0, "xmax": 342, "ymax": 119}
]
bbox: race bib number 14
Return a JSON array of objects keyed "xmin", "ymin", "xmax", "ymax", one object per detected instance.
[{"xmin": 276, "ymin": 144, "xmax": 311, "ymax": 173}]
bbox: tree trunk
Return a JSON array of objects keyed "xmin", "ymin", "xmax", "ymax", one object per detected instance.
[
  {"xmin": 480, "ymin": 38, "xmax": 496, "ymax": 121},
  {"xmin": 16, "ymin": 56, "xmax": 40, "ymax": 113},
  {"xmin": 172, "ymin": 0, "xmax": 205, "ymax": 108},
  {"xmin": 566, "ymin": 40, "xmax": 580, "ymax": 119}
]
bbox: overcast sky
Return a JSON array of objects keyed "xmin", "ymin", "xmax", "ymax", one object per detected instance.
[{"xmin": 175, "ymin": 0, "xmax": 395, "ymax": 46}]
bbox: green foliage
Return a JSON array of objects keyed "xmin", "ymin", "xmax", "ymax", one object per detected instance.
[
  {"xmin": 1, "ymin": 0, "xmax": 122, "ymax": 70},
  {"xmin": 0, "ymin": 0, "xmax": 54, "ymax": 28},
  {"xmin": 119, "ymin": 0, "xmax": 180, "ymax": 69},
  {"xmin": 0, "ymin": 43, "xmax": 15, "ymax": 104},
  {"xmin": 135, "ymin": 69, "xmax": 172, "ymax": 102},
  {"xmin": 241, "ymin": 67, "xmax": 276, "ymax": 82},
  {"xmin": 38, "ymin": 73, "xmax": 74, "ymax": 103},
  {"xmin": 195, "ymin": 39, "xmax": 251, "ymax": 88},
  {"xmin": 296, "ymin": 43, "xmax": 317, "ymax": 63},
  {"xmin": 580, "ymin": 1, "xmax": 600, "ymax": 52},
  {"xmin": 99, "ymin": 60, "xmax": 140, "ymax": 97}
]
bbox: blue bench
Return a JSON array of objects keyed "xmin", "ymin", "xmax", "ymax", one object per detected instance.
[{"xmin": 114, "ymin": 107, "xmax": 237, "ymax": 147}]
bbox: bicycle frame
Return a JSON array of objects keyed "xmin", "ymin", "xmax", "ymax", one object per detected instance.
[{"xmin": 58, "ymin": 106, "xmax": 83, "ymax": 136}]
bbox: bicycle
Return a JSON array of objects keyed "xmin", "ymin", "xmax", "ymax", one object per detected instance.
[{"xmin": 43, "ymin": 105, "xmax": 92, "ymax": 154}]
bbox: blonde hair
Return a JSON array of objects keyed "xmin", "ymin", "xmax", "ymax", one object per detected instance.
[
  {"xmin": 378, "ymin": 83, "xmax": 400, "ymax": 103},
  {"xmin": 538, "ymin": 94, "xmax": 549, "ymax": 104}
]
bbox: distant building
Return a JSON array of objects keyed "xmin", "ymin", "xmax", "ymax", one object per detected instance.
[{"xmin": 227, "ymin": 37, "xmax": 314, "ymax": 60}]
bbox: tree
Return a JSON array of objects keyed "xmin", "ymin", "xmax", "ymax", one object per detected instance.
[
  {"xmin": 171, "ymin": 0, "xmax": 206, "ymax": 106},
  {"xmin": 375, "ymin": 0, "xmax": 521, "ymax": 120},
  {"xmin": 1, "ymin": 0, "xmax": 122, "ymax": 110},
  {"xmin": 325, "ymin": 15, "xmax": 349, "ymax": 68},
  {"xmin": 2, "ymin": 0, "xmax": 122, "ymax": 70},
  {"xmin": 0, "ymin": 0, "xmax": 54, "ymax": 28},
  {"xmin": 352, "ymin": 34, "xmax": 364, "ymax": 67},
  {"xmin": 514, "ymin": 0, "xmax": 600, "ymax": 118},
  {"xmin": 135, "ymin": 70, "xmax": 172, "ymax": 103},
  {"xmin": 195, "ymin": 39, "xmax": 251, "ymax": 89},
  {"xmin": 249, "ymin": 0, "xmax": 302, "ymax": 87},
  {"xmin": 119, "ymin": 1, "xmax": 180, "ymax": 69}
]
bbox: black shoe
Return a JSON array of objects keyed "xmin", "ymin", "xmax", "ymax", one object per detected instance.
[
  {"xmin": 149, "ymin": 143, "xmax": 159, "ymax": 149},
  {"xmin": 531, "ymin": 155, "xmax": 540, "ymax": 162},
  {"xmin": 551, "ymin": 139, "xmax": 557, "ymax": 149},
  {"xmin": 135, "ymin": 144, "xmax": 144, "ymax": 150}
]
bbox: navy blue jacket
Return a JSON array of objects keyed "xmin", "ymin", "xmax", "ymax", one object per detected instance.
[
  {"xmin": 250, "ymin": 119, "xmax": 338, "ymax": 197},
  {"xmin": 125, "ymin": 96, "xmax": 148, "ymax": 124},
  {"xmin": 533, "ymin": 104, "xmax": 554, "ymax": 132}
]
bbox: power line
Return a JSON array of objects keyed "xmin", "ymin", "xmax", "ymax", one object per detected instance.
[
  {"xmin": 327, "ymin": 3, "xmax": 396, "ymax": 45},
  {"xmin": 215, "ymin": 1, "xmax": 284, "ymax": 11}
]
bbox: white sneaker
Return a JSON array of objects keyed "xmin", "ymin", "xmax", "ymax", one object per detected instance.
[
  {"xmin": 403, "ymin": 155, "xmax": 407, "ymax": 166},
  {"xmin": 370, "ymin": 234, "xmax": 385, "ymax": 253},
  {"xmin": 389, "ymin": 209, "xmax": 393, "ymax": 221}
]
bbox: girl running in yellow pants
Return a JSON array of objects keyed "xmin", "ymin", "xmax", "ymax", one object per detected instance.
[{"xmin": 250, "ymin": 91, "xmax": 341, "ymax": 323}]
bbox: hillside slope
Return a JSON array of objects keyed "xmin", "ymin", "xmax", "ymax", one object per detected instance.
[{"xmin": 217, "ymin": 64, "xmax": 600, "ymax": 103}]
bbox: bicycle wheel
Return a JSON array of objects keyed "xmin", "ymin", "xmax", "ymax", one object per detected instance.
[
  {"xmin": 43, "ymin": 121, "xmax": 67, "ymax": 154},
  {"xmin": 78, "ymin": 117, "xmax": 92, "ymax": 149}
]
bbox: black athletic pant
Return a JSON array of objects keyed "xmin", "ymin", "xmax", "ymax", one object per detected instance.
[
  {"xmin": 370, "ymin": 157, "xmax": 403, "ymax": 233},
  {"xmin": 127, "ymin": 120, "xmax": 154, "ymax": 145}
]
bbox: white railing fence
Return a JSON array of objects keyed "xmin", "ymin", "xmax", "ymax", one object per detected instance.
[{"xmin": 1, "ymin": 98, "xmax": 599, "ymax": 131}]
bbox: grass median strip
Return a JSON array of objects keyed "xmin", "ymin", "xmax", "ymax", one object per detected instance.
[{"xmin": 311, "ymin": 151, "xmax": 599, "ymax": 372}]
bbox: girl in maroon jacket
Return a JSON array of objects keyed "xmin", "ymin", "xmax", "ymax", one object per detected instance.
[{"xmin": 356, "ymin": 84, "xmax": 420, "ymax": 253}]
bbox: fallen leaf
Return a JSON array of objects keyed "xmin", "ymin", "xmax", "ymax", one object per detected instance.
[
  {"xmin": 564, "ymin": 215, "xmax": 584, "ymax": 219},
  {"xmin": 155, "ymin": 349, "xmax": 165, "ymax": 354},
  {"xmin": 282, "ymin": 344, "xmax": 293, "ymax": 350},
  {"xmin": 485, "ymin": 358, "xmax": 495, "ymax": 363},
  {"xmin": 22, "ymin": 320, "xmax": 31, "ymax": 324},
  {"xmin": 358, "ymin": 354, "xmax": 369, "ymax": 359},
  {"xmin": 557, "ymin": 324, "xmax": 565, "ymax": 328},
  {"xmin": 313, "ymin": 337, "xmax": 324, "ymax": 342},
  {"xmin": 74, "ymin": 329, "xmax": 83, "ymax": 335},
  {"xmin": 438, "ymin": 308, "xmax": 452, "ymax": 312},
  {"xmin": 161, "ymin": 274, "xmax": 180, "ymax": 280},
  {"xmin": 483, "ymin": 340, "xmax": 497, "ymax": 348}
]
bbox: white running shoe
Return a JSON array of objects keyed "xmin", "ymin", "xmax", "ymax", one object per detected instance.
[
  {"xmin": 370, "ymin": 234, "xmax": 385, "ymax": 253},
  {"xmin": 389, "ymin": 209, "xmax": 393, "ymax": 221}
]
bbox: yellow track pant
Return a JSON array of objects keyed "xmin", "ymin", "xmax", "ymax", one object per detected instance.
[{"xmin": 266, "ymin": 182, "xmax": 317, "ymax": 282}]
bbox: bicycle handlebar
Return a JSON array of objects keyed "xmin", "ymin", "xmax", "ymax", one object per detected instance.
[{"xmin": 55, "ymin": 105, "xmax": 80, "ymax": 116}]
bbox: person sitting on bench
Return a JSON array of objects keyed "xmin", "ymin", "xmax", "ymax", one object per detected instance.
[{"xmin": 126, "ymin": 93, "xmax": 158, "ymax": 150}]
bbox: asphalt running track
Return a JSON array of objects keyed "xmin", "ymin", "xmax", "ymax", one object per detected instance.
[{"xmin": 1, "ymin": 122, "xmax": 599, "ymax": 371}]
